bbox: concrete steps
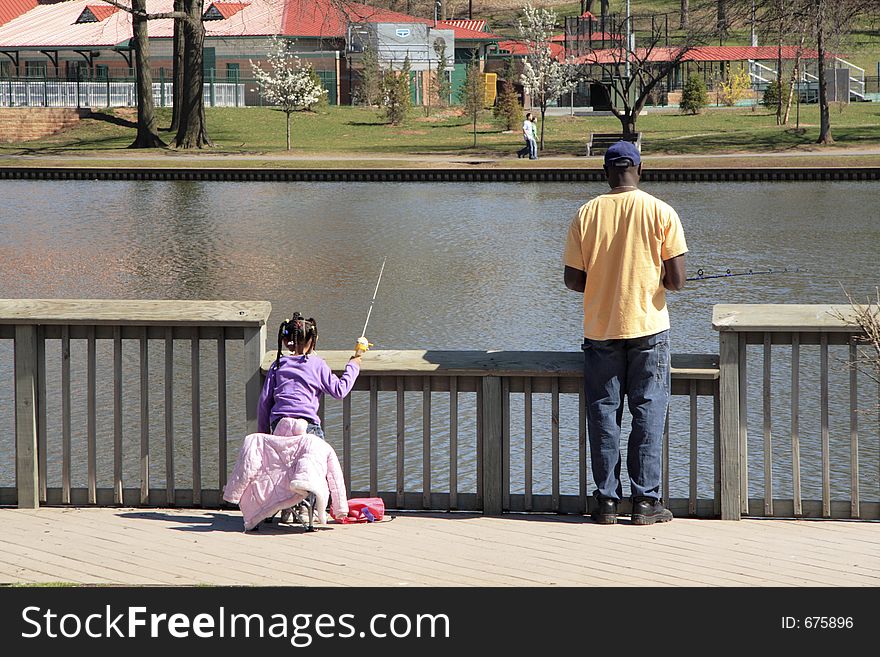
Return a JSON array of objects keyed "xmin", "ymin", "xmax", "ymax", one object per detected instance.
[{"xmin": 0, "ymin": 108, "xmax": 90, "ymax": 143}]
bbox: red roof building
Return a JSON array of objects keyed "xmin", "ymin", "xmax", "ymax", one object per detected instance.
[
  {"xmin": 0, "ymin": 0, "xmax": 499, "ymax": 106},
  {"xmin": 0, "ymin": 1, "xmax": 40, "ymax": 27},
  {"xmin": 574, "ymin": 45, "xmax": 822, "ymax": 65},
  {"xmin": 438, "ymin": 19, "xmax": 487, "ymax": 33}
]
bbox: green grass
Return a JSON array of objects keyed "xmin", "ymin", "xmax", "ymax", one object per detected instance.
[
  {"xmin": 2, "ymin": 102, "xmax": 879, "ymax": 162},
  {"xmin": 1, "ymin": 582, "xmax": 79, "ymax": 587}
]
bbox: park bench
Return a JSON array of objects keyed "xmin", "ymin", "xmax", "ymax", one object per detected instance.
[{"xmin": 586, "ymin": 132, "xmax": 642, "ymax": 157}]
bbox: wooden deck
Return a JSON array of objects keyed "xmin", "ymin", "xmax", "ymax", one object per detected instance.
[{"xmin": 1, "ymin": 508, "xmax": 877, "ymax": 587}]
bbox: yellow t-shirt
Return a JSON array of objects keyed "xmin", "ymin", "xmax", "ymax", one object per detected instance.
[{"xmin": 563, "ymin": 188, "xmax": 688, "ymax": 341}]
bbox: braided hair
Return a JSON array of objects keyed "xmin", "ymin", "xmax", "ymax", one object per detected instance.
[{"xmin": 274, "ymin": 312, "xmax": 318, "ymax": 369}]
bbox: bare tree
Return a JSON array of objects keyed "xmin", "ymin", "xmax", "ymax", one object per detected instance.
[
  {"xmin": 129, "ymin": 0, "xmax": 165, "ymax": 147},
  {"xmin": 170, "ymin": 0, "xmax": 185, "ymax": 132},
  {"xmin": 742, "ymin": 0, "xmax": 874, "ymax": 140},
  {"xmin": 813, "ymin": 0, "xmax": 872, "ymax": 144},
  {"xmin": 833, "ymin": 286, "xmax": 880, "ymax": 390},
  {"xmin": 173, "ymin": 0, "xmax": 212, "ymax": 148},
  {"xmin": 576, "ymin": 4, "xmax": 717, "ymax": 135},
  {"xmin": 100, "ymin": 0, "xmax": 212, "ymax": 148},
  {"xmin": 100, "ymin": 0, "xmax": 177, "ymax": 148}
]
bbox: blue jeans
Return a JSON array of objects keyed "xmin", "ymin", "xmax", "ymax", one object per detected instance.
[
  {"xmin": 270, "ymin": 417, "xmax": 325, "ymax": 440},
  {"xmin": 528, "ymin": 137, "xmax": 537, "ymax": 159},
  {"xmin": 582, "ymin": 330, "xmax": 670, "ymax": 501}
]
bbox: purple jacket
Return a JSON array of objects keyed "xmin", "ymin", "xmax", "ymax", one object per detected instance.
[{"xmin": 258, "ymin": 353, "xmax": 360, "ymax": 433}]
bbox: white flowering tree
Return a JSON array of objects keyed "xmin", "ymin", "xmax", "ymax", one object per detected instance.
[
  {"xmin": 251, "ymin": 37, "xmax": 328, "ymax": 150},
  {"xmin": 518, "ymin": 4, "xmax": 578, "ymax": 150}
]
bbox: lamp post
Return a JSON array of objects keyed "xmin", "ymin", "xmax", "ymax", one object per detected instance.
[{"xmin": 625, "ymin": 0, "xmax": 631, "ymax": 80}]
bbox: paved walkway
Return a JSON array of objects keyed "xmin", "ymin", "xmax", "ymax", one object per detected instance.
[
  {"xmin": 6, "ymin": 148, "xmax": 880, "ymax": 163},
  {"xmin": 1, "ymin": 508, "xmax": 877, "ymax": 586}
]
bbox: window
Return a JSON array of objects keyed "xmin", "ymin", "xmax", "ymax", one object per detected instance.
[
  {"xmin": 226, "ymin": 63, "xmax": 240, "ymax": 82},
  {"xmin": 96, "ymin": 65, "xmax": 109, "ymax": 80},
  {"xmin": 25, "ymin": 61, "xmax": 47, "ymax": 78}
]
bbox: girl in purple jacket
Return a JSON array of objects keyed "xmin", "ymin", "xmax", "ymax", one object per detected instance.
[{"xmin": 257, "ymin": 312, "xmax": 362, "ymax": 439}]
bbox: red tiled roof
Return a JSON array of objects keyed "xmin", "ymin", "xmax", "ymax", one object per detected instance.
[
  {"xmin": 0, "ymin": 0, "xmax": 498, "ymax": 47},
  {"xmin": 576, "ymin": 45, "xmax": 822, "ymax": 65},
  {"xmin": 438, "ymin": 19, "xmax": 486, "ymax": 33},
  {"xmin": 207, "ymin": 2, "xmax": 250, "ymax": 20},
  {"xmin": 496, "ymin": 39, "xmax": 565, "ymax": 59},
  {"xmin": 439, "ymin": 23, "xmax": 498, "ymax": 41},
  {"xmin": 280, "ymin": 0, "xmax": 498, "ymax": 40},
  {"xmin": 0, "ymin": 0, "xmax": 39, "ymax": 27},
  {"xmin": 84, "ymin": 4, "xmax": 120, "ymax": 22}
]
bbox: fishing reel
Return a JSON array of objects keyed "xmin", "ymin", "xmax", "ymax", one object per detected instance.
[{"xmin": 355, "ymin": 336, "xmax": 373, "ymax": 356}]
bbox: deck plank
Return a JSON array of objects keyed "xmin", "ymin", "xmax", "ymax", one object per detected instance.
[{"xmin": 0, "ymin": 508, "xmax": 876, "ymax": 587}]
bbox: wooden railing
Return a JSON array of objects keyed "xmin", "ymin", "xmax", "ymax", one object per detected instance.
[
  {"xmin": 264, "ymin": 349, "xmax": 721, "ymax": 518},
  {"xmin": 715, "ymin": 304, "xmax": 879, "ymax": 520},
  {"xmin": 1, "ymin": 299, "xmax": 269, "ymax": 509},
  {"xmin": 6, "ymin": 300, "xmax": 874, "ymax": 521}
]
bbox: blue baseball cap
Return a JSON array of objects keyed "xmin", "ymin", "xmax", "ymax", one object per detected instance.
[{"xmin": 604, "ymin": 140, "xmax": 641, "ymax": 168}]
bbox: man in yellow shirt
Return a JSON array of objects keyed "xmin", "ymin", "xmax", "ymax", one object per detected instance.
[{"xmin": 563, "ymin": 141, "xmax": 687, "ymax": 525}]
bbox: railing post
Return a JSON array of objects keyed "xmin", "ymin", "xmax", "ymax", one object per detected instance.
[
  {"xmin": 480, "ymin": 376, "xmax": 504, "ymax": 515},
  {"xmin": 14, "ymin": 324, "xmax": 39, "ymax": 509},
  {"xmin": 243, "ymin": 324, "xmax": 267, "ymax": 435},
  {"xmin": 718, "ymin": 331, "xmax": 742, "ymax": 520}
]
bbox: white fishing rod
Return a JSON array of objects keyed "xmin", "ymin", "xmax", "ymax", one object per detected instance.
[{"xmin": 355, "ymin": 256, "xmax": 387, "ymax": 356}]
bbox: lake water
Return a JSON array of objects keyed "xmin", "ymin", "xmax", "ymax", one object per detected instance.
[{"xmin": 0, "ymin": 179, "xmax": 878, "ymax": 502}]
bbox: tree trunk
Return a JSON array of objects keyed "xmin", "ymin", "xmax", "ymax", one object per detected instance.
[
  {"xmin": 783, "ymin": 34, "xmax": 806, "ymax": 125},
  {"xmin": 173, "ymin": 0, "xmax": 213, "ymax": 149},
  {"xmin": 816, "ymin": 0, "xmax": 833, "ymax": 144},
  {"xmin": 286, "ymin": 111, "xmax": 291, "ymax": 150},
  {"xmin": 680, "ymin": 0, "xmax": 689, "ymax": 30},
  {"xmin": 539, "ymin": 107, "xmax": 546, "ymax": 150},
  {"xmin": 129, "ymin": 0, "xmax": 166, "ymax": 148},
  {"xmin": 717, "ymin": 1, "xmax": 727, "ymax": 41},
  {"xmin": 618, "ymin": 112, "xmax": 637, "ymax": 134},
  {"xmin": 170, "ymin": 0, "xmax": 184, "ymax": 132},
  {"xmin": 776, "ymin": 3, "xmax": 783, "ymax": 125}
]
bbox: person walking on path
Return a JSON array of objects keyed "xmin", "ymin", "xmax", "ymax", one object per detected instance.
[
  {"xmin": 517, "ymin": 112, "xmax": 538, "ymax": 159},
  {"xmin": 562, "ymin": 141, "xmax": 688, "ymax": 525}
]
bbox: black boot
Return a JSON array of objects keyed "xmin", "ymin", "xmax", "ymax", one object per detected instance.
[
  {"xmin": 631, "ymin": 497, "xmax": 673, "ymax": 525},
  {"xmin": 590, "ymin": 497, "xmax": 618, "ymax": 524}
]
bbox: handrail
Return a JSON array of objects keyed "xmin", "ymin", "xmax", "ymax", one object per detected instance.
[
  {"xmin": 714, "ymin": 304, "xmax": 878, "ymax": 521},
  {"xmin": 263, "ymin": 350, "xmax": 720, "ymax": 517},
  {"xmin": 4, "ymin": 299, "xmax": 270, "ymax": 509},
  {"xmin": 5, "ymin": 301, "xmax": 874, "ymax": 521}
]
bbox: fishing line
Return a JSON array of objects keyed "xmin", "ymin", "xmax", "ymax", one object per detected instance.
[
  {"xmin": 687, "ymin": 266, "xmax": 802, "ymax": 282},
  {"xmin": 355, "ymin": 256, "xmax": 386, "ymax": 355}
]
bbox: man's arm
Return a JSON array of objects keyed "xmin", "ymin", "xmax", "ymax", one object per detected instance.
[
  {"xmin": 662, "ymin": 254, "xmax": 686, "ymax": 291},
  {"xmin": 564, "ymin": 265, "xmax": 586, "ymax": 293}
]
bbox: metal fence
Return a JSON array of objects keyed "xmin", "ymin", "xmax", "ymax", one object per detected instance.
[{"xmin": 0, "ymin": 77, "xmax": 246, "ymax": 108}]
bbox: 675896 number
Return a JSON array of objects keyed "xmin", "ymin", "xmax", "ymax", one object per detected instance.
[
  {"xmin": 804, "ymin": 617, "xmax": 852, "ymax": 629},
  {"xmin": 782, "ymin": 617, "xmax": 854, "ymax": 629}
]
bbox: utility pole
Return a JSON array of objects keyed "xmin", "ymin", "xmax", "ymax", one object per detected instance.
[
  {"xmin": 625, "ymin": 0, "xmax": 632, "ymax": 79},
  {"xmin": 751, "ymin": 1, "xmax": 758, "ymax": 46}
]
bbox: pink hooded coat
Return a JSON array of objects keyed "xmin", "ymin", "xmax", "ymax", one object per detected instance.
[{"xmin": 223, "ymin": 418, "xmax": 349, "ymax": 530}]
